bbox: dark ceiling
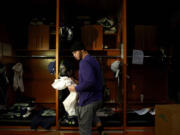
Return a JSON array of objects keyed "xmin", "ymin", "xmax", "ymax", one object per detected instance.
[
  {"xmin": 0, "ymin": 0, "xmax": 180, "ymax": 49},
  {"xmin": 127, "ymin": 0, "xmax": 180, "ymax": 25},
  {"xmin": 0, "ymin": 0, "xmax": 122, "ymax": 24},
  {"xmin": 0, "ymin": 0, "xmax": 179, "ymax": 25}
]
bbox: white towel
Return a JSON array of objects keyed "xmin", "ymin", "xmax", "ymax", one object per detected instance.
[
  {"xmin": 12, "ymin": 62, "xmax": 24, "ymax": 92},
  {"xmin": 51, "ymin": 76, "xmax": 73, "ymax": 90},
  {"xmin": 63, "ymin": 90, "xmax": 78, "ymax": 116},
  {"xmin": 51, "ymin": 76, "xmax": 78, "ymax": 116}
]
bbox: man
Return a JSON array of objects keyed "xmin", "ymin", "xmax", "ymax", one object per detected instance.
[{"xmin": 68, "ymin": 41, "xmax": 103, "ymax": 135}]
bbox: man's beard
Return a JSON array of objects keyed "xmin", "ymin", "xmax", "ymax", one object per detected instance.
[{"xmin": 79, "ymin": 51, "xmax": 83, "ymax": 60}]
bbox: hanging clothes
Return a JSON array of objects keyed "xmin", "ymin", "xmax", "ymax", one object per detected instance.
[
  {"xmin": 111, "ymin": 60, "xmax": 122, "ymax": 103},
  {"xmin": 12, "ymin": 62, "xmax": 24, "ymax": 92},
  {"xmin": 0, "ymin": 63, "xmax": 9, "ymax": 104}
]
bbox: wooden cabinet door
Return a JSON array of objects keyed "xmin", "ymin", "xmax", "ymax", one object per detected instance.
[
  {"xmin": 28, "ymin": 25, "xmax": 49, "ymax": 50},
  {"xmin": 135, "ymin": 25, "xmax": 158, "ymax": 51},
  {"xmin": 39, "ymin": 25, "xmax": 49, "ymax": 50},
  {"xmin": 81, "ymin": 25, "xmax": 103, "ymax": 50},
  {"xmin": 28, "ymin": 25, "xmax": 38, "ymax": 50},
  {"xmin": 127, "ymin": 65, "xmax": 169, "ymax": 103}
]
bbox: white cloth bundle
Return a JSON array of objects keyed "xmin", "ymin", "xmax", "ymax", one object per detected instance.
[
  {"xmin": 51, "ymin": 76, "xmax": 73, "ymax": 90},
  {"xmin": 51, "ymin": 76, "xmax": 77, "ymax": 116},
  {"xmin": 63, "ymin": 89, "xmax": 77, "ymax": 116},
  {"xmin": 111, "ymin": 60, "xmax": 120, "ymax": 78}
]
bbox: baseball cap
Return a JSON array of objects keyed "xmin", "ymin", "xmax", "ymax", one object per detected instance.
[
  {"xmin": 48, "ymin": 61, "xmax": 56, "ymax": 74},
  {"xmin": 70, "ymin": 41, "xmax": 85, "ymax": 52}
]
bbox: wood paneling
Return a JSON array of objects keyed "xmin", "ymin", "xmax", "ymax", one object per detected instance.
[
  {"xmin": 135, "ymin": 25, "xmax": 158, "ymax": 51},
  {"xmin": 23, "ymin": 58, "xmax": 56, "ymax": 103},
  {"xmin": 127, "ymin": 65, "xmax": 169, "ymax": 104},
  {"xmin": 81, "ymin": 25, "xmax": 103, "ymax": 50},
  {"xmin": 126, "ymin": 132, "xmax": 154, "ymax": 135},
  {"xmin": 126, "ymin": 127, "xmax": 155, "ymax": 135},
  {"xmin": 0, "ymin": 131, "xmax": 59, "ymax": 135},
  {"xmin": 28, "ymin": 25, "xmax": 49, "ymax": 50}
]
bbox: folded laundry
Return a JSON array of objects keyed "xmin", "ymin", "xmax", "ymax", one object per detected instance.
[
  {"xmin": 97, "ymin": 17, "xmax": 115, "ymax": 28},
  {"xmin": 133, "ymin": 108, "xmax": 153, "ymax": 115}
]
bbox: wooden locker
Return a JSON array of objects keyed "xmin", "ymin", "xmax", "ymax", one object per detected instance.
[
  {"xmin": 28, "ymin": 25, "xmax": 49, "ymax": 50},
  {"xmin": 81, "ymin": 25, "xmax": 103, "ymax": 50}
]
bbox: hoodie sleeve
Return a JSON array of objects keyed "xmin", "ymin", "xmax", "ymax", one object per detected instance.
[{"xmin": 75, "ymin": 61, "xmax": 96, "ymax": 92}]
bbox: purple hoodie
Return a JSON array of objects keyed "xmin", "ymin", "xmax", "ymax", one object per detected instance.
[{"xmin": 75, "ymin": 54, "xmax": 103, "ymax": 106}]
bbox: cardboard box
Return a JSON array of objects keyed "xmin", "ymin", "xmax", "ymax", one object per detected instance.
[{"xmin": 155, "ymin": 104, "xmax": 180, "ymax": 135}]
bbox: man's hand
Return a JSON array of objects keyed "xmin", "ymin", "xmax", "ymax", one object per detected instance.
[
  {"xmin": 71, "ymin": 77, "xmax": 78, "ymax": 84},
  {"xmin": 68, "ymin": 85, "xmax": 76, "ymax": 92}
]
